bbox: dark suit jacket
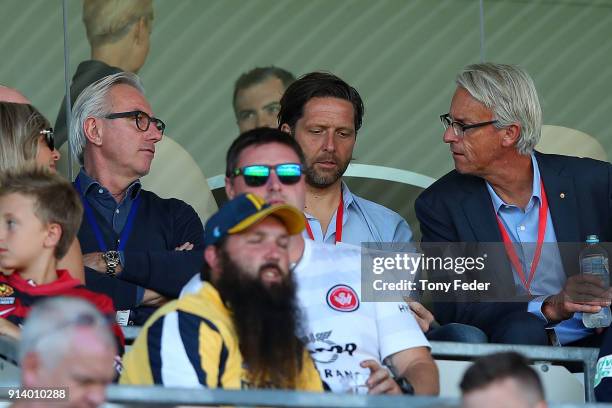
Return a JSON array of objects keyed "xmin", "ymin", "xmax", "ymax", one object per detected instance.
[
  {"xmin": 415, "ymin": 151, "xmax": 612, "ymax": 325},
  {"xmin": 78, "ymin": 189, "xmax": 205, "ymax": 312}
]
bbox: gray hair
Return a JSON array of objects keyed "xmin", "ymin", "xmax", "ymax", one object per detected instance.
[
  {"xmin": 456, "ymin": 63, "xmax": 542, "ymax": 155},
  {"xmin": 19, "ymin": 297, "xmax": 116, "ymax": 368},
  {"xmin": 70, "ymin": 72, "xmax": 144, "ymax": 165}
]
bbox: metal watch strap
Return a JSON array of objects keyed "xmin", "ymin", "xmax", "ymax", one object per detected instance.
[{"xmin": 103, "ymin": 251, "xmax": 120, "ymax": 277}]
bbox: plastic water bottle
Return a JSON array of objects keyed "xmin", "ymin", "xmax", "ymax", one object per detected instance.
[{"xmin": 581, "ymin": 235, "xmax": 612, "ymax": 328}]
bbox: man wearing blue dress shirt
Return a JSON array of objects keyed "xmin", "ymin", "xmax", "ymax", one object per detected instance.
[
  {"xmin": 416, "ymin": 62, "xmax": 612, "ymax": 345},
  {"xmin": 278, "ymin": 72, "xmax": 412, "ymax": 246}
]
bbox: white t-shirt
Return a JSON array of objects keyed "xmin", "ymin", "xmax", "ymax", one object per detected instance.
[
  {"xmin": 179, "ymin": 240, "xmax": 429, "ymax": 393},
  {"xmin": 295, "ymin": 239, "xmax": 429, "ymax": 393}
]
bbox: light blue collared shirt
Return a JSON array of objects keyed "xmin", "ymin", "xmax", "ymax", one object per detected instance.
[
  {"xmin": 486, "ymin": 155, "xmax": 592, "ymax": 344},
  {"xmin": 304, "ymin": 182, "xmax": 413, "ymax": 246}
]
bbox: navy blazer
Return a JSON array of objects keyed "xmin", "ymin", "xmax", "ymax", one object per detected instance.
[
  {"xmin": 79, "ymin": 189, "xmax": 205, "ymax": 311},
  {"xmin": 415, "ymin": 151, "xmax": 612, "ymax": 325}
]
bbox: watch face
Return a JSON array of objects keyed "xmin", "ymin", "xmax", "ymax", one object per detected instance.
[{"xmin": 104, "ymin": 251, "xmax": 120, "ymax": 264}]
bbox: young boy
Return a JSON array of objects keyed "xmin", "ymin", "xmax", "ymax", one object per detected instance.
[{"xmin": 0, "ymin": 165, "xmax": 124, "ymax": 347}]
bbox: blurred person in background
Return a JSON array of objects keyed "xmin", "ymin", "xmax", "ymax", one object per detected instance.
[
  {"xmin": 461, "ymin": 352, "xmax": 547, "ymax": 408},
  {"xmin": 0, "ymin": 85, "xmax": 31, "ymax": 104},
  {"xmin": 233, "ymin": 66, "xmax": 295, "ymax": 133},
  {"xmin": 54, "ymin": 0, "xmax": 154, "ymax": 147},
  {"xmin": 16, "ymin": 297, "xmax": 117, "ymax": 408}
]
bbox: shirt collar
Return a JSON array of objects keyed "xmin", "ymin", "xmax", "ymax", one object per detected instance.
[
  {"xmin": 341, "ymin": 180, "xmax": 355, "ymax": 210},
  {"xmin": 486, "ymin": 154, "xmax": 541, "ymax": 214},
  {"xmin": 76, "ymin": 168, "xmax": 142, "ymax": 200},
  {"xmin": 77, "ymin": 168, "xmax": 99, "ymax": 195}
]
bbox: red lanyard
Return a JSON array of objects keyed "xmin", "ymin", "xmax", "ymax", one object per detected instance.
[
  {"xmin": 305, "ymin": 193, "xmax": 344, "ymax": 244},
  {"xmin": 494, "ymin": 180, "xmax": 548, "ymax": 295}
]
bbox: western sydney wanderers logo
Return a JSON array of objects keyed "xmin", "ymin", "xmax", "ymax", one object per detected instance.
[{"xmin": 326, "ymin": 284, "xmax": 359, "ymax": 312}]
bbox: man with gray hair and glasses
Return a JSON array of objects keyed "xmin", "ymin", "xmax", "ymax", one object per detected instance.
[
  {"xmin": 17, "ymin": 297, "xmax": 117, "ymax": 408},
  {"xmin": 416, "ymin": 62, "xmax": 612, "ymax": 346},
  {"xmin": 70, "ymin": 72, "xmax": 204, "ymax": 325}
]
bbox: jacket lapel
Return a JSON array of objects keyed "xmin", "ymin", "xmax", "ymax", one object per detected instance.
[
  {"xmin": 462, "ymin": 181, "xmax": 502, "ymax": 242},
  {"xmin": 536, "ymin": 152, "xmax": 581, "ymax": 276}
]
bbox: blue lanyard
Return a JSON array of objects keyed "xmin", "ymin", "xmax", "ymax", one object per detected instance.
[{"xmin": 74, "ymin": 176, "xmax": 141, "ymax": 252}]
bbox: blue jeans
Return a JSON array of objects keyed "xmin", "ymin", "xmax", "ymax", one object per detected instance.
[{"xmin": 426, "ymin": 323, "xmax": 487, "ymax": 343}]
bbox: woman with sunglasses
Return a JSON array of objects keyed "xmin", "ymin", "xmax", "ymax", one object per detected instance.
[{"xmin": 0, "ymin": 102, "xmax": 85, "ymax": 282}]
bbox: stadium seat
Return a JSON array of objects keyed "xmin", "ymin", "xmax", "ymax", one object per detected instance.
[
  {"xmin": 141, "ymin": 136, "xmax": 217, "ymax": 224},
  {"xmin": 537, "ymin": 125, "xmax": 608, "ymax": 162}
]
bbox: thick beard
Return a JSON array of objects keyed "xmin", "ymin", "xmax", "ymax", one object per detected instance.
[
  {"xmin": 215, "ymin": 250, "xmax": 304, "ymax": 389},
  {"xmin": 304, "ymin": 157, "xmax": 350, "ymax": 188}
]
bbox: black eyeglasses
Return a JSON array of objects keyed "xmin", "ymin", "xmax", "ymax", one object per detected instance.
[
  {"xmin": 39, "ymin": 128, "xmax": 55, "ymax": 151},
  {"xmin": 440, "ymin": 113, "xmax": 498, "ymax": 137},
  {"xmin": 231, "ymin": 163, "xmax": 302, "ymax": 187},
  {"xmin": 104, "ymin": 110, "xmax": 166, "ymax": 134}
]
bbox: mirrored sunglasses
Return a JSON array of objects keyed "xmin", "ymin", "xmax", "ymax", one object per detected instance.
[{"xmin": 232, "ymin": 163, "xmax": 302, "ymax": 187}]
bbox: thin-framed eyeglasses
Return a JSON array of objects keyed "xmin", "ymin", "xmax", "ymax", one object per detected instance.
[
  {"xmin": 104, "ymin": 110, "xmax": 166, "ymax": 134},
  {"xmin": 231, "ymin": 163, "xmax": 302, "ymax": 187},
  {"xmin": 440, "ymin": 113, "xmax": 498, "ymax": 137},
  {"xmin": 39, "ymin": 128, "xmax": 55, "ymax": 151}
]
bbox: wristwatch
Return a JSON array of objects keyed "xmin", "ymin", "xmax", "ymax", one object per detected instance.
[{"xmin": 102, "ymin": 251, "xmax": 121, "ymax": 277}]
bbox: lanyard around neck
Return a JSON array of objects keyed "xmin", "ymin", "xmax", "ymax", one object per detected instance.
[
  {"xmin": 305, "ymin": 193, "xmax": 344, "ymax": 244},
  {"xmin": 494, "ymin": 179, "xmax": 548, "ymax": 295},
  {"xmin": 74, "ymin": 176, "xmax": 141, "ymax": 252}
]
